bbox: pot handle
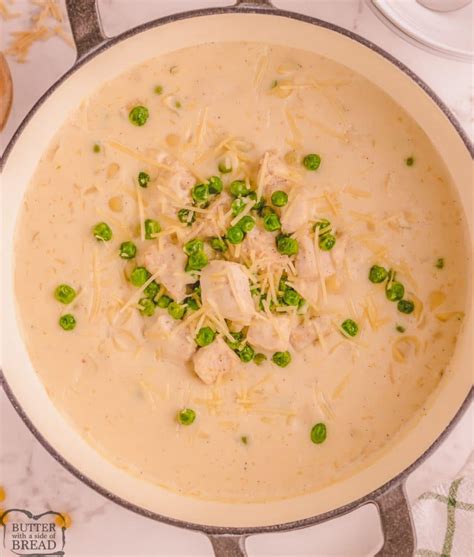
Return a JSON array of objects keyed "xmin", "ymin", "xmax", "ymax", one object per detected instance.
[
  {"xmin": 65, "ymin": 0, "xmax": 107, "ymax": 61},
  {"xmin": 207, "ymin": 534, "xmax": 248, "ymax": 557},
  {"xmin": 234, "ymin": 0, "xmax": 274, "ymax": 6},
  {"xmin": 374, "ymin": 482, "xmax": 416, "ymax": 556}
]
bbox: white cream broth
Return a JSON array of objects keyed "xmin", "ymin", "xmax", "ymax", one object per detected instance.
[{"xmin": 15, "ymin": 43, "xmax": 468, "ymax": 503}]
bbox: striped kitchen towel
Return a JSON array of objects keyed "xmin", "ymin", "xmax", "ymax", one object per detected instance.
[{"xmin": 413, "ymin": 455, "xmax": 474, "ymax": 557}]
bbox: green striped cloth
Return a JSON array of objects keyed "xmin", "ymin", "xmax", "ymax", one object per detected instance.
[{"xmin": 414, "ymin": 473, "xmax": 473, "ymax": 557}]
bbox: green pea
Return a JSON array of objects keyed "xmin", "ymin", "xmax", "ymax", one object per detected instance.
[
  {"xmin": 59, "ymin": 314, "xmax": 76, "ymax": 331},
  {"xmin": 435, "ymin": 258, "xmax": 445, "ymax": 269},
  {"xmin": 237, "ymin": 344, "xmax": 255, "ymax": 363},
  {"xmin": 184, "ymin": 238, "xmax": 204, "ymax": 255},
  {"xmin": 144, "ymin": 219, "xmax": 161, "ymax": 239},
  {"xmin": 314, "ymin": 218, "xmax": 331, "ymax": 232},
  {"xmin": 210, "ymin": 236, "xmax": 228, "ymax": 252},
  {"xmin": 139, "ymin": 298, "xmax": 155, "ymax": 317},
  {"xmin": 138, "ymin": 171, "xmax": 150, "ymax": 188},
  {"xmin": 218, "ymin": 159, "xmax": 232, "ymax": 174},
  {"xmin": 231, "ymin": 198, "xmax": 246, "ymax": 217},
  {"xmin": 319, "ymin": 233, "xmax": 336, "ymax": 251},
  {"xmin": 237, "ymin": 215, "xmax": 256, "ymax": 233},
  {"xmin": 271, "ymin": 190, "xmax": 288, "ymax": 207},
  {"xmin": 396, "ymin": 325, "xmax": 406, "ymax": 333},
  {"xmin": 195, "ymin": 326, "xmax": 216, "ymax": 347},
  {"xmin": 129, "ymin": 105, "xmax": 149, "ymax": 126},
  {"xmin": 168, "ymin": 302, "xmax": 186, "ymax": 320},
  {"xmin": 230, "ymin": 179, "xmax": 250, "ymax": 197},
  {"xmin": 386, "ymin": 281, "xmax": 405, "ymax": 302},
  {"xmin": 341, "ymin": 319, "xmax": 358, "ymax": 337},
  {"xmin": 248, "ymin": 191, "xmax": 265, "ymax": 212},
  {"xmin": 130, "ymin": 266, "xmax": 150, "ymax": 287},
  {"xmin": 185, "ymin": 297, "xmax": 199, "ymax": 311},
  {"xmin": 93, "ymin": 222, "xmax": 112, "ymax": 241},
  {"xmin": 369, "ymin": 265, "xmax": 388, "ymax": 284},
  {"xmin": 154, "ymin": 85, "xmax": 163, "ymax": 95},
  {"xmin": 283, "ymin": 288, "xmax": 301, "ymax": 306},
  {"xmin": 405, "ymin": 156, "xmax": 414, "ymax": 167},
  {"xmin": 208, "ymin": 176, "xmax": 223, "ymax": 194},
  {"xmin": 253, "ymin": 353, "xmax": 267, "ymax": 365},
  {"xmin": 303, "ymin": 153, "xmax": 321, "ymax": 171},
  {"xmin": 93, "ymin": 143, "xmax": 101, "ymax": 153},
  {"xmin": 192, "ymin": 183, "xmax": 209, "ymax": 205},
  {"xmin": 310, "ymin": 422, "xmax": 327, "ymax": 444},
  {"xmin": 144, "ymin": 280, "xmax": 159, "ymax": 300},
  {"xmin": 260, "ymin": 205, "xmax": 274, "ymax": 218},
  {"xmin": 397, "ymin": 299, "xmax": 415, "ymax": 314},
  {"xmin": 226, "ymin": 331, "xmax": 245, "ymax": 350},
  {"xmin": 186, "ymin": 251, "xmax": 208, "ymax": 272},
  {"xmin": 227, "ymin": 226, "xmax": 245, "ymax": 245},
  {"xmin": 54, "ymin": 284, "xmax": 76, "ymax": 305},
  {"xmin": 177, "ymin": 408, "xmax": 196, "ymax": 426},
  {"xmin": 276, "ymin": 234, "xmax": 299, "ymax": 256},
  {"xmin": 157, "ymin": 294, "xmax": 173, "ymax": 308},
  {"xmin": 177, "ymin": 208, "xmax": 196, "ymax": 226},
  {"xmin": 263, "ymin": 212, "xmax": 281, "ymax": 232},
  {"xmin": 119, "ymin": 241, "xmax": 137, "ymax": 259},
  {"xmin": 272, "ymin": 351, "xmax": 292, "ymax": 367}
]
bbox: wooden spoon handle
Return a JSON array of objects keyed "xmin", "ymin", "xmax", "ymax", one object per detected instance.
[{"xmin": 0, "ymin": 52, "xmax": 13, "ymax": 131}]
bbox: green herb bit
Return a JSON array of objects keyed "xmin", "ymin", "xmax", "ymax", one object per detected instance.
[
  {"xmin": 154, "ymin": 85, "xmax": 163, "ymax": 95},
  {"xmin": 186, "ymin": 251, "xmax": 208, "ymax": 272},
  {"xmin": 93, "ymin": 143, "xmax": 101, "ymax": 153},
  {"xmin": 341, "ymin": 319, "xmax": 358, "ymax": 337},
  {"xmin": 128, "ymin": 105, "xmax": 149, "ymax": 126},
  {"xmin": 119, "ymin": 241, "xmax": 137, "ymax": 259},
  {"xmin": 227, "ymin": 226, "xmax": 245, "ymax": 245},
  {"xmin": 59, "ymin": 314, "xmax": 76, "ymax": 331},
  {"xmin": 303, "ymin": 153, "xmax": 321, "ymax": 171},
  {"xmin": 175, "ymin": 100, "xmax": 182, "ymax": 109},
  {"xmin": 138, "ymin": 171, "xmax": 150, "ymax": 188},
  {"xmin": 208, "ymin": 176, "xmax": 223, "ymax": 195},
  {"xmin": 157, "ymin": 294, "xmax": 173, "ymax": 308},
  {"xmin": 248, "ymin": 191, "xmax": 265, "ymax": 212},
  {"xmin": 144, "ymin": 219, "xmax": 161, "ymax": 239},
  {"xmin": 405, "ymin": 156, "xmax": 415, "ymax": 167},
  {"xmin": 272, "ymin": 351, "xmax": 292, "ymax": 367},
  {"xmin": 230, "ymin": 179, "xmax": 250, "ymax": 197},
  {"xmin": 263, "ymin": 212, "xmax": 281, "ymax": 232},
  {"xmin": 218, "ymin": 159, "xmax": 232, "ymax": 174},
  {"xmin": 253, "ymin": 353, "xmax": 267, "ymax": 365},
  {"xmin": 210, "ymin": 236, "xmax": 228, "ymax": 252},
  {"xmin": 177, "ymin": 408, "xmax": 196, "ymax": 426},
  {"xmin": 313, "ymin": 218, "xmax": 331, "ymax": 233},
  {"xmin": 192, "ymin": 183, "xmax": 209, "ymax": 205},
  {"xmin": 184, "ymin": 238, "xmax": 204, "ymax": 256},
  {"xmin": 271, "ymin": 80, "xmax": 278, "ymax": 89},
  {"xmin": 271, "ymin": 190, "xmax": 288, "ymax": 207},
  {"xmin": 231, "ymin": 198, "xmax": 246, "ymax": 217},
  {"xmin": 237, "ymin": 215, "xmax": 256, "ymax": 233},
  {"xmin": 144, "ymin": 280, "xmax": 159, "ymax": 300},
  {"xmin": 178, "ymin": 208, "xmax": 196, "ymax": 226},
  {"xmin": 93, "ymin": 222, "xmax": 112, "ymax": 242},
  {"xmin": 396, "ymin": 325, "xmax": 406, "ymax": 333},
  {"xmin": 319, "ymin": 233, "xmax": 336, "ymax": 251},
  {"xmin": 260, "ymin": 205, "xmax": 274, "ymax": 218},
  {"xmin": 130, "ymin": 266, "xmax": 151, "ymax": 287},
  {"xmin": 241, "ymin": 435, "xmax": 249, "ymax": 444},
  {"xmin": 54, "ymin": 284, "xmax": 76, "ymax": 305},
  {"xmin": 283, "ymin": 288, "xmax": 301, "ymax": 307},
  {"xmin": 195, "ymin": 326, "xmax": 216, "ymax": 347},
  {"xmin": 237, "ymin": 344, "xmax": 255, "ymax": 363},
  {"xmin": 276, "ymin": 234, "xmax": 299, "ymax": 256},
  {"xmin": 168, "ymin": 302, "xmax": 186, "ymax": 320},
  {"xmin": 386, "ymin": 281, "xmax": 405, "ymax": 302},
  {"xmin": 435, "ymin": 258, "xmax": 445, "ymax": 269},
  {"xmin": 369, "ymin": 264, "xmax": 388, "ymax": 284},
  {"xmin": 397, "ymin": 299, "xmax": 415, "ymax": 314},
  {"xmin": 310, "ymin": 422, "xmax": 327, "ymax": 444},
  {"xmin": 139, "ymin": 298, "xmax": 155, "ymax": 317}
]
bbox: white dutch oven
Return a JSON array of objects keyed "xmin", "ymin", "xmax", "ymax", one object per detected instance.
[{"xmin": 1, "ymin": 1, "xmax": 472, "ymax": 555}]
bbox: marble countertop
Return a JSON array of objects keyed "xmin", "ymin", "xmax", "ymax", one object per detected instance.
[{"xmin": 1, "ymin": 1, "xmax": 472, "ymax": 555}]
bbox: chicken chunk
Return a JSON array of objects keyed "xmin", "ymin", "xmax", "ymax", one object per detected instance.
[
  {"xmin": 145, "ymin": 314, "xmax": 196, "ymax": 363},
  {"xmin": 295, "ymin": 234, "xmax": 347, "ymax": 282},
  {"xmin": 295, "ymin": 236, "xmax": 318, "ymax": 279},
  {"xmin": 193, "ymin": 337, "xmax": 240, "ymax": 385},
  {"xmin": 263, "ymin": 152, "xmax": 292, "ymax": 198},
  {"xmin": 281, "ymin": 191, "xmax": 312, "ymax": 234},
  {"xmin": 247, "ymin": 315, "xmax": 292, "ymax": 352},
  {"xmin": 290, "ymin": 316, "xmax": 332, "ymax": 351},
  {"xmin": 143, "ymin": 240, "xmax": 194, "ymax": 302},
  {"xmin": 201, "ymin": 260, "xmax": 254, "ymax": 325},
  {"xmin": 242, "ymin": 226, "xmax": 288, "ymax": 270}
]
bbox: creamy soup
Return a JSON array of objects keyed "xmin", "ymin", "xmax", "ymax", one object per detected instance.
[{"xmin": 15, "ymin": 43, "xmax": 468, "ymax": 503}]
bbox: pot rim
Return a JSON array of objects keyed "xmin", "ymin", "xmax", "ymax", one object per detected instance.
[{"xmin": 1, "ymin": 3, "xmax": 472, "ymax": 536}]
